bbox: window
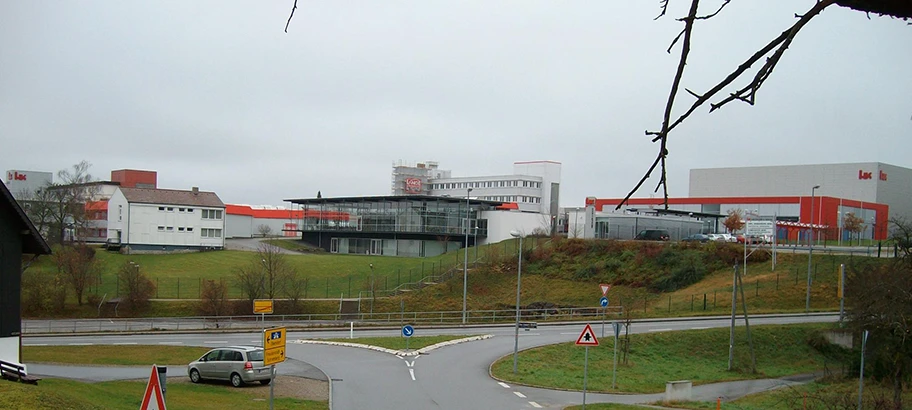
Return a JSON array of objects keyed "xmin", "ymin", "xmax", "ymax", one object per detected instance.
[
  {"xmin": 158, "ymin": 226, "xmax": 165, "ymax": 231},
  {"xmin": 187, "ymin": 227, "xmax": 193, "ymax": 232},
  {"xmin": 201, "ymin": 228, "xmax": 223, "ymax": 238},
  {"xmin": 202, "ymin": 209, "xmax": 223, "ymax": 219},
  {"xmin": 187, "ymin": 208, "xmax": 194, "ymax": 213},
  {"xmin": 167, "ymin": 207, "xmax": 174, "ymax": 212},
  {"xmin": 179, "ymin": 208, "xmax": 185, "ymax": 212},
  {"xmin": 178, "ymin": 227, "xmax": 185, "ymax": 232},
  {"xmin": 159, "ymin": 206, "xmax": 165, "ymax": 211}
]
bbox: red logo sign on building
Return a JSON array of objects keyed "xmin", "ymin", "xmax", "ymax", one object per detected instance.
[
  {"xmin": 858, "ymin": 170, "xmax": 888, "ymax": 181},
  {"xmin": 405, "ymin": 178, "xmax": 422, "ymax": 193},
  {"xmin": 7, "ymin": 171, "xmax": 26, "ymax": 181}
]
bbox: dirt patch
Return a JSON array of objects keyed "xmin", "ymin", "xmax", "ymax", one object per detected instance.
[{"xmin": 169, "ymin": 375, "xmax": 328, "ymax": 401}]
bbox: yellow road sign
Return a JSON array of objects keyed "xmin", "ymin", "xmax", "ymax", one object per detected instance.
[
  {"xmin": 264, "ymin": 327, "xmax": 286, "ymax": 350},
  {"xmin": 253, "ymin": 299, "xmax": 274, "ymax": 314},
  {"xmin": 264, "ymin": 346, "xmax": 285, "ymax": 366}
]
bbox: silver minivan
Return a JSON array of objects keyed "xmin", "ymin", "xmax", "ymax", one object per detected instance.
[{"xmin": 188, "ymin": 346, "xmax": 272, "ymax": 387}]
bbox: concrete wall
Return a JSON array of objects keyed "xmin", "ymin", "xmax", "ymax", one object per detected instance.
[
  {"xmin": 875, "ymin": 163, "xmax": 912, "ymax": 223},
  {"xmin": 480, "ymin": 210, "xmax": 544, "ymax": 244},
  {"xmin": 0, "ymin": 337, "xmax": 19, "ymax": 365}
]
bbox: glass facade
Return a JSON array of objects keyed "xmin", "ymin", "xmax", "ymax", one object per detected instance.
[{"xmin": 292, "ymin": 197, "xmax": 490, "ymax": 237}]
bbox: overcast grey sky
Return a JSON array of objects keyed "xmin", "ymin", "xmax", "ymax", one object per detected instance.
[{"xmin": 2, "ymin": 1, "xmax": 909, "ymax": 207}]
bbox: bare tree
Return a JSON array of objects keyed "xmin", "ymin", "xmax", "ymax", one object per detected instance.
[
  {"xmin": 198, "ymin": 279, "xmax": 230, "ymax": 317},
  {"xmin": 284, "ymin": 272, "xmax": 308, "ymax": 311},
  {"xmin": 54, "ymin": 243, "xmax": 97, "ymax": 305},
  {"xmin": 117, "ymin": 261, "xmax": 155, "ymax": 314},
  {"xmin": 259, "ymin": 243, "xmax": 292, "ymax": 299},
  {"xmin": 257, "ymin": 224, "xmax": 273, "ymax": 238},
  {"xmin": 723, "ymin": 209, "xmax": 744, "ymax": 234},
  {"xmin": 234, "ymin": 264, "xmax": 265, "ymax": 304},
  {"xmin": 21, "ymin": 161, "xmax": 98, "ymax": 245}
]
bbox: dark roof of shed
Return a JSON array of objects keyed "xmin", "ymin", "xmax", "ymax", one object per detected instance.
[
  {"xmin": 120, "ymin": 187, "xmax": 224, "ymax": 207},
  {"xmin": 0, "ymin": 183, "xmax": 51, "ymax": 255},
  {"xmin": 285, "ymin": 195, "xmax": 505, "ymax": 206}
]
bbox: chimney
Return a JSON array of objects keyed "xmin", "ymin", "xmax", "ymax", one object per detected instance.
[{"xmin": 192, "ymin": 187, "xmax": 199, "ymax": 195}]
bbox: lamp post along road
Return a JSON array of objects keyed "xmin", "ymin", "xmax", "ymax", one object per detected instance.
[
  {"xmin": 462, "ymin": 188, "xmax": 473, "ymax": 324},
  {"xmin": 806, "ymin": 185, "xmax": 820, "ymax": 314},
  {"xmin": 511, "ymin": 230, "xmax": 524, "ymax": 373}
]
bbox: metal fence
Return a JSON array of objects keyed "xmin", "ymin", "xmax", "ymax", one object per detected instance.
[{"xmin": 22, "ymin": 306, "xmax": 624, "ymax": 334}]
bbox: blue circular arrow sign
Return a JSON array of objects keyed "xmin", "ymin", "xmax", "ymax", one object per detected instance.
[
  {"xmin": 599, "ymin": 296, "xmax": 609, "ymax": 307},
  {"xmin": 402, "ymin": 325, "xmax": 414, "ymax": 338}
]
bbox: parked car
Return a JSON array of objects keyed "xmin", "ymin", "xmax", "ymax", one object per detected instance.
[
  {"xmin": 634, "ymin": 229, "xmax": 670, "ymax": 241},
  {"xmin": 188, "ymin": 346, "xmax": 272, "ymax": 387},
  {"xmin": 682, "ymin": 234, "xmax": 711, "ymax": 243},
  {"xmin": 706, "ymin": 234, "xmax": 725, "ymax": 242},
  {"xmin": 103, "ymin": 237, "xmax": 121, "ymax": 251}
]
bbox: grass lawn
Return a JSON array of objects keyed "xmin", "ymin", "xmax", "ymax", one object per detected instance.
[
  {"xmin": 0, "ymin": 378, "xmax": 326, "ymax": 410},
  {"xmin": 23, "ymin": 345, "xmax": 209, "ymax": 365},
  {"xmin": 318, "ymin": 334, "xmax": 474, "ymax": 350},
  {"xmin": 492, "ymin": 323, "xmax": 837, "ymax": 394},
  {"xmin": 567, "ymin": 379, "xmax": 912, "ymax": 410}
]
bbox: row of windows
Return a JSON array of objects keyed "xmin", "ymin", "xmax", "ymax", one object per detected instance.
[
  {"xmin": 431, "ymin": 180, "xmax": 542, "ymax": 190},
  {"xmin": 201, "ymin": 228, "xmax": 223, "ymax": 238},
  {"xmin": 156, "ymin": 207, "xmax": 224, "ymax": 220},
  {"xmin": 159, "ymin": 206, "xmax": 195, "ymax": 213},
  {"xmin": 480, "ymin": 195, "xmax": 541, "ymax": 203},
  {"xmin": 158, "ymin": 226, "xmax": 193, "ymax": 232}
]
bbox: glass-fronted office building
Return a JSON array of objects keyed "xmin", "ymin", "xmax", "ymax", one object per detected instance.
[{"xmin": 285, "ymin": 195, "xmax": 504, "ymax": 257}]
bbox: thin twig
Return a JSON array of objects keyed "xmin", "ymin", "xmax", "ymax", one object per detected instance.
[
  {"xmin": 695, "ymin": 0, "xmax": 730, "ymax": 20},
  {"xmin": 655, "ymin": 0, "xmax": 671, "ymax": 20},
  {"xmin": 617, "ymin": 0, "xmax": 700, "ymax": 210},
  {"xmin": 285, "ymin": 0, "xmax": 299, "ymax": 33}
]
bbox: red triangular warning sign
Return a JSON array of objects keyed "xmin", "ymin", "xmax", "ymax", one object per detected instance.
[
  {"xmin": 140, "ymin": 365, "xmax": 167, "ymax": 410},
  {"xmin": 575, "ymin": 323, "xmax": 599, "ymax": 346}
]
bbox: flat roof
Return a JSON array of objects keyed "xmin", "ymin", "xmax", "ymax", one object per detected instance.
[{"xmin": 285, "ymin": 195, "xmax": 506, "ymax": 206}]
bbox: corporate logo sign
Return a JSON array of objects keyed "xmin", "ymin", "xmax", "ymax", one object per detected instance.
[
  {"xmin": 6, "ymin": 171, "xmax": 27, "ymax": 182},
  {"xmin": 858, "ymin": 169, "xmax": 887, "ymax": 181},
  {"xmin": 405, "ymin": 178, "xmax": 422, "ymax": 193}
]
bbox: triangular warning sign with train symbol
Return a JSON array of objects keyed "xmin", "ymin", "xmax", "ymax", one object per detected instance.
[{"xmin": 575, "ymin": 323, "xmax": 599, "ymax": 346}]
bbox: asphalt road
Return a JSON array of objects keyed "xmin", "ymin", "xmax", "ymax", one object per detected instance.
[{"xmin": 24, "ymin": 314, "xmax": 838, "ymax": 409}]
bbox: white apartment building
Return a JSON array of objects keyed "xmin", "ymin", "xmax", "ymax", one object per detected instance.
[
  {"xmin": 107, "ymin": 187, "xmax": 226, "ymax": 252},
  {"xmin": 391, "ymin": 160, "xmax": 562, "ymax": 218}
]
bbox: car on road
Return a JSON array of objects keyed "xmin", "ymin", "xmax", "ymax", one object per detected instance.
[
  {"xmin": 188, "ymin": 346, "xmax": 272, "ymax": 387},
  {"xmin": 634, "ymin": 229, "xmax": 670, "ymax": 241},
  {"xmin": 682, "ymin": 233, "xmax": 711, "ymax": 243}
]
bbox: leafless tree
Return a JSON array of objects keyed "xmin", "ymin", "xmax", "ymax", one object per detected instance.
[
  {"xmin": 234, "ymin": 263, "xmax": 265, "ymax": 304},
  {"xmin": 21, "ymin": 161, "xmax": 98, "ymax": 245},
  {"xmin": 54, "ymin": 243, "xmax": 98, "ymax": 305},
  {"xmin": 117, "ymin": 261, "xmax": 155, "ymax": 314},
  {"xmin": 259, "ymin": 243, "xmax": 292, "ymax": 299},
  {"xmin": 257, "ymin": 224, "xmax": 273, "ymax": 238},
  {"xmin": 198, "ymin": 279, "xmax": 230, "ymax": 317},
  {"xmin": 284, "ymin": 271, "xmax": 308, "ymax": 310}
]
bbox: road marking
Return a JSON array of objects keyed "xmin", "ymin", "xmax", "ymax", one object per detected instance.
[
  {"xmin": 405, "ymin": 360, "xmax": 414, "ymax": 368},
  {"xmin": 529, "ymin": 401, "xmax": 543, "ymax": 408},
  {"xmin": 69, "ymin": 343, "xmax": 93, "ymax": 346},
  {"xmin": 250, "ymin": 340, "xmax": 261, "ymax": 344},
  {"xmin": 514, "ymin": 391, "xmax": 527, "ymax": 398},
  {"xmin": 408, "ymin": 369, "xmax": 415, "ymax": 381},
  {"xmin": 24, "ymin": 343, "xmax": 47, "ymax": 346},
  {"xmin": 159, "ymin": 342, "xmax": 183, "ymax": 345},
  {"xmin": 648, "ymin": 328, "xmax": 673, "ymax": 332},
  {"xmin": 113, "ymin": 342, "xmax": 137, "ymax": 345},
  {"xmin": 498, "ymin": 382, "xmax": 511, "ymax": 389},
  {"xmin": 204, "ymin": 341, "xmax": 228, "ymax": 344},
  {"xmin": 691, "ymin": 326, "xmax": 709, "ymax": 330},
  {"xmin": 559, "ymin": 332, "xmax": 577, "ymax": 335}
]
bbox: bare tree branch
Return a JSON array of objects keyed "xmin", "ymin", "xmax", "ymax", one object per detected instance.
[
  {"xmin": 655, "ymin": 0, "xmax": 671, "ymax": 20},
  {"xmin": 694, "ymin": 0, "xmax": 730, "ymax": 20},
  {"xmin": 285, "ymin": 0, "xmax": 298, "ymax": 33}
]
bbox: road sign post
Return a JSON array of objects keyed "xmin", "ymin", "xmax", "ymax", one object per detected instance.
[
  {"xmin": 402, "ymin": 325, "xmax": 414, "ymax": 351},
  {"xmin": 140, "ymin": 365, "xmax": 167, "ymax": 410},
  {"xmin": 575, "ymin": 324, "xmax": 599, "ymax": 410},
  {"xmin": 263, "ymin": 327, "xmax": 286, "ymax": 410},
  {"xmin": 254, "ymin": 299, "xmax": 274, "ymax": 326},
  {"xmin": 599, "ymin": 296, "xmax": 609, "ymax": 338},
  {"xmin": 612, "ymin": 322, "xmax": 620, "ymax": 389}
]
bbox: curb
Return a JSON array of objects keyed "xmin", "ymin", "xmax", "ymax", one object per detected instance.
[{"xmin": 291, "ymin": 334, "xmax": 494, "ymax": 357}]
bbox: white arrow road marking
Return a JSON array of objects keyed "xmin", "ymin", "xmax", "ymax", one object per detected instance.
[
  {"xmin": 408, "ymin": 369, "xmax": 415, "ymax": 381},
  {"xmin": 513, "ymin": 392, "xmax": 527, "ymax": 398},
  {"xmin": 24, "ymin": 344, "xmax": 47, "ymax": 346},
  {"xmin": 559, "ymin": 332, "xmax": 577, "ymax": 335},
  {"xmin": 648, "ymin": 328, "xmax": 673, "ymax": 332},
  {"xmin": 250, "ymin": 340, "xmax": 260, "ymax": 343},
  {"xmin": 529, "ymin": 401, "xmax": 543, "ymax": 408},
  {"xmin": 498, "ymin": 382, "xmax": 511, "ymax": 389},
  {"xmin": 405, "ymin": 360, "xmax": 414, "ymax": 368}
]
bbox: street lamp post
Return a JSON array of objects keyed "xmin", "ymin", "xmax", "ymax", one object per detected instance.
[
  {"xmin": 806, "ymin": 185, "xmax": 820, "ymax": 314},
  {"xmin": 510, "ymin": 230, "xmax": 524, "ymax": 373},
  {"xmin": 369, "ymin": 263, "xmax": 374, "ymax": 316},
  {"xmin": 462, "ymin": 188, "xmax": 473, "ymax": 324}
]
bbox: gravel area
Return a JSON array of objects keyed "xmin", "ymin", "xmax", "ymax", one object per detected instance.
[{"xmin": 169, "ymin": 375, "xmax": 328, "ymax": 401}]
